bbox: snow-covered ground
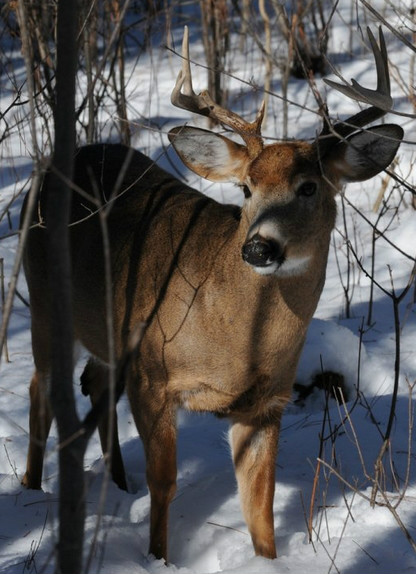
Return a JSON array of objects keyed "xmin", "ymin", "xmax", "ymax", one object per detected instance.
[{"xmin": 1, "ymin": 2, "xmax": 416, "ymax": 573}]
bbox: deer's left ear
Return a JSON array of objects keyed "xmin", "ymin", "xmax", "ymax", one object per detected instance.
[
  {"xmin": 168, "ymin": 126, "xmax": 249, "ymax": 183},
  {"xmin": 326, "ymin": 124, "xmax": 403, "ymax": 182}
]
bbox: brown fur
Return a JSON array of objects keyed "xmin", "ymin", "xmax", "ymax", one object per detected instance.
[{"xmin": 21, "ymin": 118, "xmax": 401, "ymax": 561}]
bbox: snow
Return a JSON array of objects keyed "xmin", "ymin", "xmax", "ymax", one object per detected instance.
[{"xmin": 1, "ymin": 2, "xmax": 416, "ymax": 573}]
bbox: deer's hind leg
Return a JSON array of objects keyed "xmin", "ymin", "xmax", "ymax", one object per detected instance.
[
  {"xmin": 22, "ymin": 369, "xmax": 53, "ymax": 489},
  {"xmin": 80, "ymin": 357, "xmax": 127, "ymax": 491},
  {"xmin": 22, "ymin": 313, "xmax": 53, "ymax": 490}
]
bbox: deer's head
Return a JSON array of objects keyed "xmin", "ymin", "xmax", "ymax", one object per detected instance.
[{"xmin": 169, "ymin": 27, "xmax": 403, "ymax": 277}]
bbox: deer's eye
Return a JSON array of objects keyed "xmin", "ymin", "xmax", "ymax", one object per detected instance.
[{"xmin": 297, "ymin": 181, "xmax": 317, "ymax": 197}]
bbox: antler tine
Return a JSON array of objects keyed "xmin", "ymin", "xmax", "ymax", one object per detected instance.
[
  {"xmin": 171, "ymin": 26, "xmax": 264, "ymax": 158},
  {"xmin": 324, "ymin": 27, "xmax": 392, "ymax": 112},
  {"xmin": 171, "ymin": 26, "xmax": 208, "ymax": 116},
  {"xmin": 317, "ymin": 27, "xmax": 395, "ymax": 153},
  {"xmin": 370, "ymin": 26, "xmax": 391, "ymax": 103}
]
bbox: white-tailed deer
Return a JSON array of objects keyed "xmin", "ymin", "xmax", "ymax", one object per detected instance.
[{"xmin": 21, "ymin": 27, "xmax": 402, "ymax": 561}]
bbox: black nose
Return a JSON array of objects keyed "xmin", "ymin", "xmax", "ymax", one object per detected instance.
[{"xmin": 242, "ymin": 234, "xmax": 284, "ymax": 268}]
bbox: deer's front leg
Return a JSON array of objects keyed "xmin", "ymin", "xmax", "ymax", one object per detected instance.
[
  {"xmin": 146, "ymin": 422, "xmax": 177, "ymax": 562},
  {"xmin": 229, "ymin": 417, "xmax": 280, "ymax": 559},
  {"xmin": 129, "ymin": 384, "xmax": 177, "ymax": 562}
]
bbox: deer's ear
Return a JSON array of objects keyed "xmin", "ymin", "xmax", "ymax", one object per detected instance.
[
  {"xmin": 168, "ymin": 126, "xmax": 249, "ymax": 183},
  {"xmin": 327, "ymin": 124, "xmax": 403, "ymax": 182}
]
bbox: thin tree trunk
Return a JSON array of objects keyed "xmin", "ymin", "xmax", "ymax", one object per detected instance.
[
  {"xmin": 258, "ymin": 0, "xmax": 272, "ymax": 129},
  {"xmin": 46, "ymin": 1, "xmax": 85, "ymax": 572},
  {"xmin": 199, "ymin": 0, "xmax": 228, "ymax": 125}
]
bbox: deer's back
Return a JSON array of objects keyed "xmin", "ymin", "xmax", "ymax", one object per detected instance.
[{"xmin": 24, "ymin": 144, "xmax": 242, "ymax": 362}]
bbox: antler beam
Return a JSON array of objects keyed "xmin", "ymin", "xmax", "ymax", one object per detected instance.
[{"xmin": 171, "ymin": 26, "xmax": 265, "ymax": 158}]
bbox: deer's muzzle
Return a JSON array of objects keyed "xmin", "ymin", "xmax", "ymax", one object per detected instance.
[{"xmin": 242, "ymin": 234, "xmax": 285, "ymax": 269}]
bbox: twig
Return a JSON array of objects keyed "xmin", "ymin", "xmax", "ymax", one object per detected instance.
[
  {"xmin": 0, "ymin": 259, "xmax": 10, "ymax": 362},
  {"xmin": 352, "ymin": 540, "xmax": 379, "ymax": 565},
  {"xmin": 312, "ymin": 524, "xmax": 341, "ymax": 574},
  {"xmin": 327, "ymin": 491, "xmax": 356, "ymax": 574},
  {"xmin": 206, "ymin": 521, "xmax": 248, "ymax": 536},
  {"xmin": 24, "ymin": 509, "xmax": 49, "ymax": 572},
  {"xmin": 0, "ymin": 170, "xmax": 44, "ymax": 364},
  {"xmin": 299, "ymin": 490, "xmax": 317, "ymax": 553},
  {"xmin": 0, "ymin": 0, "xmax": 47, "ymax": 365},
  {"xmin": 318, "ymin": 456, "xmax": 416, "ymax": 553},
  {"xmin": 3, "ymin": 443, "xmax": 19, "ymax": 482},
  {"xmin": 308, "ymin": 359, "xmax": 333, "ymax": 541}
]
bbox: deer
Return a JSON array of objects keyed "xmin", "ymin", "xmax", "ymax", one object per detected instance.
[{"xmin": 21, "ymin": 27, "xmax": 402, "ymax": 561}]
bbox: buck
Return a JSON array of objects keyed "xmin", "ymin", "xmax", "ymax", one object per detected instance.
[{"xmin": 21, "ymin": 27, "xmax": 402, "ymax": 561}]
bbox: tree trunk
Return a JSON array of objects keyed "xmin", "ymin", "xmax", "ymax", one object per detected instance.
[{"xmin": 45, "ymin": 1, "xmax": 85, "ymax": 572}]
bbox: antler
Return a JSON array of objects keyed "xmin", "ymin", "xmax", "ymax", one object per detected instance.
[
  {"xmin": 171, "ymin": 26, "xmax": 265, "ymax": 159},
  {"xmin": 319, "ymin": 27, "xmax": 394, "ymax": 148}
]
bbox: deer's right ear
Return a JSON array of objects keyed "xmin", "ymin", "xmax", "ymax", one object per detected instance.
[{"xmin": 168, "ymin": 126, "xmax": 249, "ymax": 183}]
